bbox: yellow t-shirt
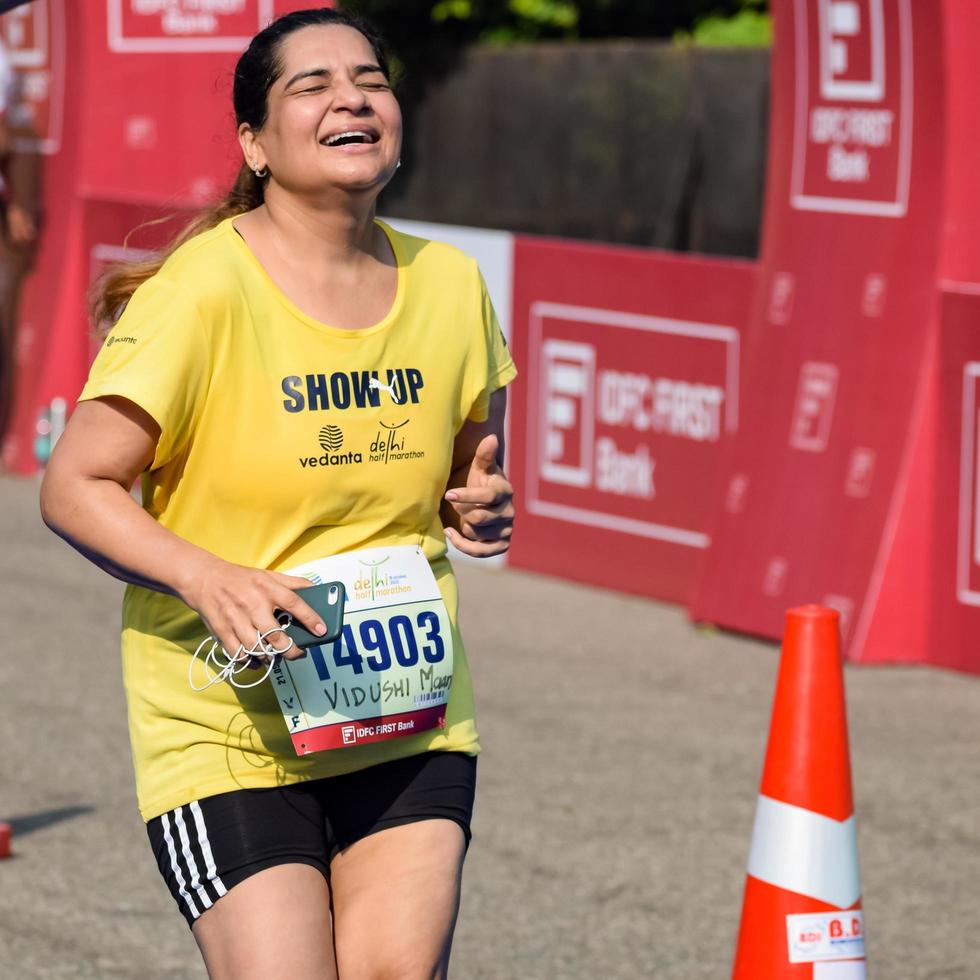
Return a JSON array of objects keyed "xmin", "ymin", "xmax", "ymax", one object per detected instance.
[{"xmin": 79, "ymin": 217, "xmax": 516, "ymax": 821}]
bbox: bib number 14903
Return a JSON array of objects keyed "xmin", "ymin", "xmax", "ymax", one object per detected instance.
[
  {"xmin": 272, "ymin": 547, "xmax": 455, "ymax": 755},
  {"xmin": 309, "ymin": 611, "xmax": 446, "ymax": 678}
]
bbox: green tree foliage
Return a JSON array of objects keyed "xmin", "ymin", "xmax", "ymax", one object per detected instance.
[
  {"xmin": 341, "ymin": 0, "xmax": 770, "ymax": 44},
  {"xmin": 676, "ymin": 6, "xmax": 771, "ymax": 46},
  {"xmin": 338, "ymin": 0, "xmax": 770, "ymax": 198}
]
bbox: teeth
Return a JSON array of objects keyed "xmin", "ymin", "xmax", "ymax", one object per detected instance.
[{"xmin": 324, "ymin": 131, "xmax": 372, "ymax": 145}]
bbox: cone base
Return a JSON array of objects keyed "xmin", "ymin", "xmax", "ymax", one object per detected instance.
[{"xmin": 733, "ymin": 876, "xmax": 865, "ymax": 979}]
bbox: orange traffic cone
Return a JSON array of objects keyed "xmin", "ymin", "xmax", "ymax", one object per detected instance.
[{"xmin": 732, "ymin": 605, "xmax": 867, "ymax": 979}]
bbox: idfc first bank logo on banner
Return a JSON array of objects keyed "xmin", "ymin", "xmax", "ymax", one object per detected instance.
[
  {"xmin": 525, "ymin": 303, "xmax": 739, "ymax": 550},
  {"xmin": 108, "ymin": 0, "xmax": 275, "ymax": 52},
  {"xmin": 791, "ymin": 0, "xmax": 912, "ymax": 217}
]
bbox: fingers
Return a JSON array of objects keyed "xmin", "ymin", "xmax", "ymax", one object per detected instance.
[
  {"xmin": 444, "ymin": 476, "xmax": 514, "ymax": 511},
  {"xmin": 444, "ymin": 526, "xmax": 510, "ymax": 558},
  {"xmin": 458, "ymin": 517, "xmax": 514, "ymax": 543},
  {"xmin": 192, "ymin": 566, "xmax": 327, "ymax": 668},
  {"xmin": 269, "ymin": 572, "xmax": 322, "ymax": 590},
  {"xmin": 470, "ymin": 434, "xmax": 500, "ymax": 476},
  {"xmin": 214, "ymin": 614, "xmax": 297, "ymax": 669},
  {"xmin": 445, "ymin": 489, "xmax": 513, "ymax": 538},
  {"xmin": 199, "ymin": 617, "xmax": 247, "ymax": 667},
  {"xmin": 445, "ymin": 469, "xmax": 515, "ymax": 549},
  {"xmin": 269, "ymin": 584, "xmax": 328, "ymax": 641}
]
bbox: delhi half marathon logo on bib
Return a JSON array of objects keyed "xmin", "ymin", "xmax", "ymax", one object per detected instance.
[
  {"xmin": 368, "ymin": 419, "xmax": 426, "ymax": 465},
  {"xmin": 298, "ymin": 425, "xmax": 364, "ymax": 469},
  {"xmin": 352, "ymin": 557, "xmax": 411, "ymax": 603}
]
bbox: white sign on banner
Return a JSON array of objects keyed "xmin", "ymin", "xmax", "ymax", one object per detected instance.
[
  {"xmin": 956, "ymin": 362, "xmax": 980, "ymax": 606},
  {"xmin": 107, "ymin": 0, "xmax": 275, "ymax": 53},
  {"xmin": 791, "ymin": 0, "xmax": 913, "ymax": 216}
]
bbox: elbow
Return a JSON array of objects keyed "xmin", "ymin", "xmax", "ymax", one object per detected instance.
[
  {"xmin": 38, "ymin": 464, "xmax": 69, "ymax": 534},
  {"xmin": 38, "ymin": 468, "xmax": 58, "ymax": 530}
]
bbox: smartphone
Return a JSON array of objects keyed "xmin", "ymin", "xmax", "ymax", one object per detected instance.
[{"xmin": 277, "ymin": 581, "xmax": 346, "ymax": 649}]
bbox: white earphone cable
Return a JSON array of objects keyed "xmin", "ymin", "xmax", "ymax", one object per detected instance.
[{"xmin": 188, "ymin": 618, "xmax": 295, "ymax": 692}]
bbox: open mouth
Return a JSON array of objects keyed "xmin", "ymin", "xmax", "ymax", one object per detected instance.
[{"xmin": 320, "ymin": 129, "xmax": 380, "ymax": 147}]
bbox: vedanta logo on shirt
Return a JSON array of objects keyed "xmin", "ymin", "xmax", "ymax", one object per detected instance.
[
  {"xmin": 282, "ymin": 369, "xmax": 424, "ymax": 413},
  {"xmin": 299, "ymin": 425, "xmax": 364, "ymax": 469}
]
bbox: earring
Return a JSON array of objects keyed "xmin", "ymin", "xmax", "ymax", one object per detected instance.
[
  {"xmin": 396, "ymin": 159, "xmax": 402, "ymax": 170},
  {"xmin": 252, "ymin": 162, "xmax": 268, "ymax": 178}
]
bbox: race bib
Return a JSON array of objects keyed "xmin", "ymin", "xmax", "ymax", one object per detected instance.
[{"xmin": 272, "ymin": 546, "xmax": 454, "ymax": 755}]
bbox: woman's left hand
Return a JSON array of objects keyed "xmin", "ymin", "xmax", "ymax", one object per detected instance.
[{"xmin": 443, "ymin": 434, "xmax": 514, "ymax": 557}]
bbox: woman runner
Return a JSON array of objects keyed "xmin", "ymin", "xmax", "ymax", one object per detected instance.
[{"xmin": 40, "ymin": 9, "xmax": 516, "ymax": 978}]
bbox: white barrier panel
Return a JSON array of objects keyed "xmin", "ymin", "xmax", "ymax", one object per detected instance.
[
  {"xmin": 383, "ymin": 218, "xmax": 516, "ymax": 569},
  {"xmin": 382, "ymin": 218, "xmax": 515, "ymax": 342}
]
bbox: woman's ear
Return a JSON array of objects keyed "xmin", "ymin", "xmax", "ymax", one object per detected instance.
[{"xmin": 237, "ymin": 123, "xmax": 264, "ymax": 174}]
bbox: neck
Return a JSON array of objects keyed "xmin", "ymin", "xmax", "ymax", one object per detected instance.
[{"xmin": 258, "ymin": 185, "xmax": 382, "ymax": 265}]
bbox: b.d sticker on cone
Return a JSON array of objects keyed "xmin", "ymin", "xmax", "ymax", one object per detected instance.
[{"xmin": 786, "ymin": 910, "xmax": 865, "ymax": 963}]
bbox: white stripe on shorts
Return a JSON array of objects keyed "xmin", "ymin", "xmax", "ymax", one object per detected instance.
[
  {"xmin": 161, "ymin": 811, "xmax": 200, "ymax": 919},
  {"xmin": 190, "ymin": 800, "xmax": 227, "ymax": 898},
  {"xmin": 174, "ymin": 805, "xmax": 213, "ymax": 910}
]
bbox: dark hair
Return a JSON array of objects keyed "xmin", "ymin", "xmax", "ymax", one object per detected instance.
[
  {"xmin": 234, "ymin": 8, "xmax": 390, "ymax": 132},
  {"xmin": 91, "ymin": 7, "xmax": 391, "ymax": 326}
]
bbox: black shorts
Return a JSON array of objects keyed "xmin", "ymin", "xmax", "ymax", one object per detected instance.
[{"xmin": 146, "ymin": 751, "xmax": 477, "ymax": 928}]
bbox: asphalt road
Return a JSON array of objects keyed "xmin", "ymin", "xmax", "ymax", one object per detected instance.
[{"xmin": 1, "ymin": 474, "xmax": 977, "ymax": 979}]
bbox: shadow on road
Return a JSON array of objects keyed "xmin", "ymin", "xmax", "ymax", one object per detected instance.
[{"xmin": 4, "ymin": 805, "xmax": 94, "ymax": 837}]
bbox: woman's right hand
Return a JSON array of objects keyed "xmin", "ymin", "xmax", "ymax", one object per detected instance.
[
  {"xmin": 179, "ymin": 556, "xmax": 327, "ymax": 663},
  {"xmin": 40, "ymin": 397, "xmax": 326, "ymax": 668}
]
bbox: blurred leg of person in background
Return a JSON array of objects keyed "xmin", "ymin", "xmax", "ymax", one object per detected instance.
[
  {"xmin": 0, "ymin": 193, "xmax": 39, "ymax": 450},
  {"xmin": 0, "ymin": 31, "xmax": 40, "ymax": 460}
]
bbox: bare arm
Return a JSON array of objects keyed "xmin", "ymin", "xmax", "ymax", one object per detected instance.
[
  {"xmin": 40, "ymin": 396, "xmax": 327, "ymax": 655},
  {"xmin": 441, "ymin": 387, "xmax": 514, "ymax": 558}
]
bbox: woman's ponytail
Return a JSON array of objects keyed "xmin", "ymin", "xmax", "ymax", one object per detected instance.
[{"xmin": 89, "ymin": 164, "xmax": 265, "ymax": 329}]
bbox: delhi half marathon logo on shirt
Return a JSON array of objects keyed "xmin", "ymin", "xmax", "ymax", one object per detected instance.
[
  {"xmin": 368, "ymin": 419, "xmax": 426, "ymax": 465},
  {"xmin": 281, "ymin": 369, "xmax": 424, "ymax": 414},
  {"xmin": 298, "ymin": 425, "xmax": 364, "ymax": 469}
]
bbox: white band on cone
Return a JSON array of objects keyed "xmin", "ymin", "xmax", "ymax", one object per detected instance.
[
  {"xmin": 746, "ymin": 795, "xmax": 862, "ymax": 908},
  {"xmin": 814, "ymin": 962, "xmax": 867, "ymax": 979}
]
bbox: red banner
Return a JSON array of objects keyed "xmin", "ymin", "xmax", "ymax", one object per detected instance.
[
  {"xmin": 860, "ymin": 288, "xmax": 980, "ymax": 672},
  {"xmin": 508, "ymin": 239, "xmax": 755, "ymax": 603},
  {"xmin": 690, "ymin": 0, "xmax": 945, "ymax": 653},
  {"xmin": 1, "ymin": 0, "xmax": 315, "ymax": 473}
]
